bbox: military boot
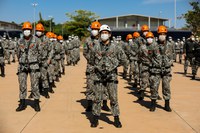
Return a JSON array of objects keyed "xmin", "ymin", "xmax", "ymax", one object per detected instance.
[
  {"xmin": 1, "ymin": 66, "xmax": 5, "ymax": 77},
  {"xmin": 62, "ymin": 68, "xmax": 65, "ymax": 75},
  {"xmin": 85, "ymin": 100, "xmax": 92, "ymax": 112},
  {"xmin": 114, "ymin": 116, "xmax": 122, "ymax": 128},
  {"xmin": 122, "ymin": 71, "xmax": 127, "ymax": 79},
  {"xmin": 138, "ymin": 90, "xmax": 144, "ymax": 100},
  {"xmin": 52, "ymin": 81, "xmax": 56, "ymax": 88},
  {"xmin": 164, "ymin": 100, "xmax": 172, "ymax": 112},
  {"xmin": 34, "ymin": 99, "xmax": 41, "ymax": 112},
  {"xmin": 49, "ymin": 83, "xmax": 55, "ymax": 93},
  {"xmin": 133, "ymin": 79, "xmax": 138, "ymax": 88},
  {"xmin": 128, "ymin": 75, "xmax": 132, "ymax": 82},
  {"xmin": 150, "ymin": 100, "xmax": 156, "ymax": 112},
  {"xmin": 102, "ymin": 100, "xmax": 110, "ymax": 111},
  {"xmin": 44, "ymin": 88, "xmax": 50, "ymax": 99},
  {"xmin": 90, "ymin": 115, "xmax": 99, "ymax": 128},
  {"xmin": 192, "ymin": 75, "xmax": 195, "ymax": 80},
  {"xmin": 8, "ymin": 61, "xmax": 10, "ymax": 64},
  {"xmin": 16, "ymin": 99, "xmax": 26, "ymax": 112},
  {"xmin": 184, "ymin": 70, "xmax": 187, "ymax": 75},
  {"xmin": 12, "ymin": 59, "xmax": 15, "ymax": 63},
  {"xmin": 55, "ymin": 76, "xmax": 60, "ymax": 82}
]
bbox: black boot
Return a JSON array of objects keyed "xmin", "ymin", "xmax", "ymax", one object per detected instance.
[
  {"xmin": 114, "ymin": 116, "xmax": 122, "ymax": 128},
  {"xmin": 192, "ymin": 75, "xmax": 195, "ymax": 80},
  {"xmin": 138, "ymin": 90, "xmax": 144, "ymax": 101},
  {"xmin": 102, "ymin": 100, "xmax": 110, "ymax": 111},
  {"xmin": 133, "ymin": 79, "xmax": 138, "ymax": 88},
  {"xmin": 123, "ymin": 71, "xmax": 127, "ymax": 79},
  {"xmin": 184, "ymin": 70, "xmax": 187, "ymax": 75},
  {"xmin": 44, "ymin": 88, "xmax": 50, "ymax": 99},
  {"xmin": 1, "ymin": 66, "xmax": 5, "ymax": 77},
  {"xmin": 91, "ymin": 115, "xmax": 99, "ymax": 128},
  {"xmin": 49, "ymin": 83, "xmax": 55, "ymax": 93},
  {"xmin": 85, "ymin": 100, "xmax": 93, "ymax": 112},
  {"xmin": 34, "ymin": 99, "xmax": 41, "ymax": 112},
  {"xmin": 8, "ymin": 61, "xmax": 10, "ymax": 64},
  {"xmin": 28, "ymin": 92, "xmax": 33, "ymax": 99},
  {"xmin": 62, "ymin": 67, "xmax": 65, "ymax": 75},
  {"xmin": 12, "ymin": 59, "xmax": 15, "ymax": 63},
  {"xmin": 150, "ymin": 100, "xmax": 156, "ymax": 112},
  {"xmin": 16, "ymin": 99, "xmax": 26, "ymax": 112},
  {"xmin": 164, "ymin": 100, "xmax": 172, "ymax": 112},
  {"xmin": 129, "ymin": 75, "xmax": 132, "ymax": 82},
  {"xmin": 55, "ymin": 76, "xmax": 60, "ymax": 82},
  {"xmin": 52, "ymin": 81, "xmax": 56, "ymax": 88}
]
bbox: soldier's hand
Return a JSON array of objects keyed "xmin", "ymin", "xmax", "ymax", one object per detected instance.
[
  {"xmin": 47, "ymin": 60, "xmax": 51, "ymax": 64},
  {"xmin": 19, "ymin": 44, "xmax": 25, "ymax": 49},
  {"xmin": 29, "ymin": 44, "xmax": 35, "ymax": 49}
]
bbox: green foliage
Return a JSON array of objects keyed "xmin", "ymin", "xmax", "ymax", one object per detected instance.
[
  {"xmin": 184, "ymin": 1, "xmax": 200, "ymax": 35},
  {"xmin": 65, "ymin": 10, "xmax": 99, "ymax": 39}
]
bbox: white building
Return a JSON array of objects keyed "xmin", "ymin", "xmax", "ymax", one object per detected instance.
[
  {"xmin": 0, "ymin": 21, "xmax": 21, "ymax": 30},
  {"xmin": 98, "ymin": 14, "xmax": 169, "ymax": 30}
]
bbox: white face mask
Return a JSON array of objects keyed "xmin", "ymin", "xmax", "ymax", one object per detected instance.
[
  {"xmin": 169, "ymin": 39, "xmax": 172, "ymax": 42},
  {"xmin": 147, "ymin": 38, "xmax": 154, "ymax": 44},
  {"xmin": 143, "ymin": 32, "xmax": 148, "ymax": 37},
  {"xmin": 36, "ymin": 31, "xmax": 42, "ymax": 37},
  {"xmin": 191, "ymin": 38, "xmax": 195, "ymax": 41},
  {"xmin": 23, "ymin": 30, "xmax": 31, "ymax": 37},
  {"xmin": 101, "ymin": 33, "xmax": 109, "ymax": 41},
  {"xmin": 159, "ymin": 35, "xmax": 166, "ymax": 42},
  {"xmin": 50, "ymin": 38, "xmax": 54, "ymax": 41},
  {"xmin": 91, "ymin": 30, "xmax": 99, "ymax": 37},
  {"xmin": 60, "ymin": 40, "xmax": 63, "ymax": 43},
  {"xmin": 129, "ymin": 39, "xmax": 133, "ymax": 43}
]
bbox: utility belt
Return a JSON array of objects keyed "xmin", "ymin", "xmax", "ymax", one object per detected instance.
[
  {"xmin": 94, "ymin": 80, "xmax": 118, "ymax": 85},
  {"xmin": 150, "ymin": 66, "xmax": 171, "ymax": 75},
  {"xmin": 17, "ymin": 64, "xmax": 40, "ymax": 74}
]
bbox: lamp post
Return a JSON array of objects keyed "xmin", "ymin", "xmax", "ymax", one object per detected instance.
[
  {"xmin": 158, "ymin": 11, "xmax": 162, "ymax": 26},
  {"xmin": 174, "ymin": 0, "xmax": 177, "ymax": 29},
  {"xmin": 32, "ymin": 3, "xmax": 38, "ymax": 38},
  {"xmin": 48, "ymin": 16, "xmax": 53, "ymax": 32}
]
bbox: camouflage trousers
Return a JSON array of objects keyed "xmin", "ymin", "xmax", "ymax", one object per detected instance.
[
  {"xmin": 150, "ymin": 73, "xmax": 171, "ymax": 100},
  {"xmin": 192, "ymin": 60, "xmax": 200, "ymax": 76},
  {"xmin": 61, "ymin": 56, "xmax": 65, "ymax": 70},
  {"xmin": 67, "ymin": 50, "xmax": 73, "ymax": 65},
  {"xmin": 0, "ymin": 57, "xmax": 5, "ymax": 66},
  {"xmin": 140, "ymin": 64, "xmax": 150, "ymax": 91},
  {"xmin": 8, "ymin": 50, "xmax": 15, "ymax": 62},
  {"xmin": 71, "ymin": 49, "xmax": 76, "ymax": 64},
  {"xmin": 18, "ymin": 71, "xmax": 40, "ymax": 99},
  {"xmin": 4, "ymin": 49, "xmax": 9, "ymax": 61},
  {"xmin": 129, "ymin": 60, "xmax": 139, "ymax": 81},
  {"xmin": 54, "ymin": 59, "xmax": 61, "ymax": 76},
  {"xmin": 48, "ymin": 63, "xmax": 55, "ymax": 83},
  {"xmin": 40, "ymin": 66, "xmax": 49, "ymax": 89},
  {"xmin": 184, "ymin": 57, "xmax": 194, "ymax": 72},
  {"xmin": 92, "ymin": 81, "xmax": 120, "ymax": 116},
  {"xmin": 123, "ymin": 60, "xmax": 129, "ymax": 74},
  {"xmin": 85, "ymin": 65, "xmax": 95, "ymax": 100}
]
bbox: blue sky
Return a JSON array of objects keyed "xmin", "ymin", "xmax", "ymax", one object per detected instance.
[{"xmin": 0, "ymin": 0, "xmax": 192, "ymax": 28}]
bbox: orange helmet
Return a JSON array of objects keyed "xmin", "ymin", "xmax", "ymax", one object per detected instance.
[
  {"xmin": 22, "ymin": 22, "xmax": 32, "ymax": 30},
  {"xmin": 47, "ymin": 32, "xmax": 54, "ymax": 38},
  {"xmin": 53, "ymin": 33, "xmax": 57, "ymax": 39},
  {"xmin": 146, "ymin": 32, "xmax": 154, "ymax": 38},
  {"xmin": 126, "ymin": 34, "xmax": 133, "ymax": 41},
  {"xmin": 57, "ymin": 35, "xmax": 63, "ymax": 40},
  {"xmin": 133, "ymin": 32, "xmax": 140, "ymax": 38},
  {"xmin": 46, "ymin": 32, "xmax": 51, "ymax": 38},
  {"xmin": 141, "ymin": 25, "xmax": 149, "ymax": 32},
  {"xmin": 36, "ymin": 23, "xmax": 45, "ymax": 32},
  {"xmin": 91, "ymin": 21, "xmax": 101, "ymax": 30},
  {"xmin": 157, "ymin": 25, "xmax": 167, "ymax": 34}
]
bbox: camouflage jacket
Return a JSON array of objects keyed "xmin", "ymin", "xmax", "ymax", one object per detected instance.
[
  {"xmin": 93, "ymin": 41, "xmax": 127, "ymax": 81},
  {"xmin": 17, "ymin": 36, "xmax": 40, "ymax": 70}
]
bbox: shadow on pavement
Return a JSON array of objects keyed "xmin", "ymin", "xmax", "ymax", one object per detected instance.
[{"xmin": 77, "ymin": 99, "xmax": 114, "ymax": 126}]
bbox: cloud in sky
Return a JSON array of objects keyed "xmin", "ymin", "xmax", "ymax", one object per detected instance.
[{"xmin": 142, "ymin": 0, "xmax": 182, "ymax": 4}]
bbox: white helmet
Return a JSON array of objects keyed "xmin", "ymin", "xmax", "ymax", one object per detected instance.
[{"xmin": 99, "ymin": 24, "xmax": 111, "ymax": 32}]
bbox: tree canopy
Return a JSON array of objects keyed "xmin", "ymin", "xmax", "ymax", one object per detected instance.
[{"xmin": 184, "ymin": 1, "xmax": 200, "ymax": 35}]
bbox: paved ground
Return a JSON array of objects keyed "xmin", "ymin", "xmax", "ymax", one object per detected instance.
[{"xmin": 0, "ymin": 53, "xmax": 200, "ymax": 133}]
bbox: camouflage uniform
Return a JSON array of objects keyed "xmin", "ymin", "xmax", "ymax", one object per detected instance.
[
  {"xmin": 179, "ymin": 41, "xmax": 184, "ymax": 64},
  {"xmin": 183, "ymin": 39, "xmax": 196, "ymax": 74},
  {"xmin": 60, "ymin": 41, "xmax": 66, "ymax": 74},
  {"xmin": 174, "ymin": 41, "xmax": 180, "ymax": 62},
  {"xmin": 8, "ymin": 39, "xmax": 16, "ymax": 62},
  {"xmin": 127, "ymin": 40, "xmax": 139, "ymax": 84},
  {"xmin": 0, "ymin": 41, "xmax": 5, "ymax": 77},
  {"xmin": 53, "ymin": 41, "xmax": 62, "ymax": 79},
  {"xmin": 83, "ymin": 37, "xmax": 99, "ymax": 101},
  {"xmin": 67, "ymin": 40, "xmax": 74, "ymax": 65},
  {"xmin": 17, "ymin": 36, "xmax": 40, "ymax": 100},
  {"xmin": 2, "ymin": 38, "xmax": 9, "ymax": 64},
  {"xmin": 150, "ymin": 41, "xmax": 173, "ymax": 100},
  {"xmin": 38, "ymin": 36, "xmax": 51, "ymax": 91},
  {"xmin": 192, "ymin": 42, "xmax": 200, "ymax": 79},
  {"xmin": 92, "ymin": 41, "xmax": 127, "ymax": 116}
]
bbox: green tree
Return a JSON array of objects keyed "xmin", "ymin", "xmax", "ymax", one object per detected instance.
[
  {"xmin": 184, "ymin": 1, "xmax": 200, "ymax": 35},
  {"xmin": 65, "ymin": 10, "xmax": 99, "ymax": 39}
]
